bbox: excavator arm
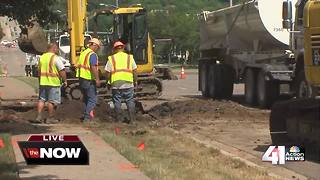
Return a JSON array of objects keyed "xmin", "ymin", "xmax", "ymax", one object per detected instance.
[{"xmin": 18, "ymin": 0, "xmax": 88, "ymax": 67}]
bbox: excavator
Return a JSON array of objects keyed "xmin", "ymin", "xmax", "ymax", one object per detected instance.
[
  {"xmin": 270, "ymin": 0, "xmax": 320, "ymax": 161},
  {"xmin": 18, "ymin": 0, "xmax": 163, "ymax": 101}
]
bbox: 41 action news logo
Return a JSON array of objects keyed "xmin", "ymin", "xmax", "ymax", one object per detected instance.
[
  {"xmin": 18, "ymin": 135, "xmax": 89, "ymax": 165},
  {"xmin": 262, "ymin": 145, "xmax": 305, "ymax": 164}
]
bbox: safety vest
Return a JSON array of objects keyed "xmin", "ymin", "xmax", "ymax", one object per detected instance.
[
  {"xmin": 77, "ymin": 48, "xmax": 97, "ymax": 80},
  {"xmin": 39, "ymin": 52, "xmax": 61, "ymax": 86},
  {"xmin": 108, "ymin": 52, "xmax": 134, "ymax": 84}
]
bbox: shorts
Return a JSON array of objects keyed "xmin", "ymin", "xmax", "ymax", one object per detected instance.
[{"xmin": 39, "ymin": 86, "xmax": 61, "ymax": 104}]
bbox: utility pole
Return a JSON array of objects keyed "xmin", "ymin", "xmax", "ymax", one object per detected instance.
[
  {"xmin": 116, "ymin": 0, "xmax": 119, "ymax": 7},
  {"xmin": 230, "ymin": 0, "xmax": 233, "ymax": 7}
]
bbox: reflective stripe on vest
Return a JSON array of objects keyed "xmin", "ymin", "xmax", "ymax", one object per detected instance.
[
  {"xmin": 77, "ymin": 48, "xmax": 95, "ymax": 80},
  {"xmin": 39, "ymin": 53, "xmax": 61, "ymax": 86},
  {"xmin": 109, "ymin": 52, "xmax": 133, "ymax": 83}
]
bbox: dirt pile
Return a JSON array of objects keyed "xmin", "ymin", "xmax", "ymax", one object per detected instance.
[
  {"xmin": 0, "ymin": 109, "xmax": 20, "ymax": 123},
  {"xmin": 13, "ymin": 99, "xmax": 114, "ymax": 123},
  {"xmin": 146, "ymin": 99, "xmax": 269, "ymax": 126},
  {"xmin": 56, "ymin": 100, "xmax": 114, "ymax": 122},
  {"xmin": 0, "ymin": 109, "xmax": 49, "ymax": 134}
]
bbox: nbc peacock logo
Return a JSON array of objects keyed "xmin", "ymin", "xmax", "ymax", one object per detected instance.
[{"xmin": 289, "ymin": 146, "xmax": 300, "ymax": 153}]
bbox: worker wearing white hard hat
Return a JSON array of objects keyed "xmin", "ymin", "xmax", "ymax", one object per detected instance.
[
  {"xmin": 88, "ymin": 38, "xmax": 102, "ymax": 48},
  {"xmin": 77, "ymin": 37, "xmax": 102, "ymax": 121}
]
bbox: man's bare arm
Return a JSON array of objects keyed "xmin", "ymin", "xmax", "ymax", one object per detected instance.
[
  {"xmin": 105, "ymin": 71, "xmax": 111, "ymax": 83},
  {"xmin": 133, "ymin": 69, "xmax": 137, "ymax": 86},
  {"xmin": 58, "ymin": 69, "xmax": 67, "ymax": 82},
  {"xmin": 90, "ymin": 65, "xmax": 100, "ymax": 81},
  {"xmin": 58, "ymin": 69, "xmax": 67, "ymax": 87}
]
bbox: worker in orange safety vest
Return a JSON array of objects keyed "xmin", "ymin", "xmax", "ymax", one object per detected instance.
[{"xmin": 105, "ymin": 41, "xmax": 138, "ymax": 123}]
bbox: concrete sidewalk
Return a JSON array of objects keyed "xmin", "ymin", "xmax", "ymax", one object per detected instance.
[
  {"xmin": 12, "ymin": 124, "xmax": 150, "ymax": 180},
  {"xmin": 0, "ymin": 77, "xmax": 36, "ymax": 100}
]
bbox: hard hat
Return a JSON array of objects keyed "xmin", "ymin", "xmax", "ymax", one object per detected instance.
[
  {"xmin": 89, "ymin": 38, "xmax": 102, "ymax": 48},
  {"xmin": 113, "ymin": 41, "xmax": 125, "ymax": 49}
]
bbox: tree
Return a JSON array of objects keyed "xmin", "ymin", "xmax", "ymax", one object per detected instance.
[{"xmin": 0, "ymin": 0, "xmax": 60, "ymax": 27}]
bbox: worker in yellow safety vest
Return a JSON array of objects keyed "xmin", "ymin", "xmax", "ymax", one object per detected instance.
[
  {"xmin": 105, "ymin": 41, "xmax": 138, "ymax": 123},
  {"xmin": 32, "ymin": 42, "xmax": 67, "ymax": 124},
  {"xmin": 77, "ymin": 38, "xmax": 102, "ymax": 121}
]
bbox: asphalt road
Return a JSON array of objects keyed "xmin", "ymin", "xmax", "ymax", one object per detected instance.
[{"xmin": 0, "ymin": 47, "xmax": 26, "ymax": 76}]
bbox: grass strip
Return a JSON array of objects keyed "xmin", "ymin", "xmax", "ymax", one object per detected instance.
[
  {"xmin": 0, "ymin": 133, "xmax": 18, "ymax": 180},
  {"xmin": 98, "ymin": 127, "xmax": 275, "ymax": 180}
]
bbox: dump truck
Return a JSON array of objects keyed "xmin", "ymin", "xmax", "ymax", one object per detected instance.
[
  {"xmin": 198, "ymin": 0, "xmax": 298, "ymax": 108},
  {"xmin": 17, "ymin": 1, "xmax": 163, "ymax": 100},
  {"xmin": 270, "ymin": 0, "xmax": 320, "ymax": 161}
]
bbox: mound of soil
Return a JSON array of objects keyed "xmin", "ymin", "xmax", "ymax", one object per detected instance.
[
  {"xmin": 15, "ymin": 99, "xmax": 115, "ymax": 123},
  {"xmin": 147, "ymin": 99, "xmax": 268, "ymax": 124},
  {"xmin": 0, "ymin": 109, "xmax": 49, "ymax": 134}
]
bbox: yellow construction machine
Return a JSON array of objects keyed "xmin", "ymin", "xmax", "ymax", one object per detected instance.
[
  {"xmin": 270, "ymin": 0, "xmax": 320, "ymax": 161},
  {"xmin": 18, "ymin": 0, "xmax": 162, "ymax": 100}
]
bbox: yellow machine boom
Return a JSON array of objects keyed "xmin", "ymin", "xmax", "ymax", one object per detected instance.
[{"xmin": 269, "ymin": 0, "xmax": 320, "ymax": 162}]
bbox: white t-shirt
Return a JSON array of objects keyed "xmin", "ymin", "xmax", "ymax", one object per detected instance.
[{"xmin": 54, "ymin": 56, "xmax": 65, "ymax": 71}]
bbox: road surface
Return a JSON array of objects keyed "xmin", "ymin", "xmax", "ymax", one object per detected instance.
[{"xmin": 0, "ymin": 47, "xmax": 26, "ymax": 76}]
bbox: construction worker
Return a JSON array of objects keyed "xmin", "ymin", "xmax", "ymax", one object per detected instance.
[
  {"xmin": 33, "ymin": 43, "xmax": 67, "ymax": 123},
  {"xmin": 105, "ymin": 41, "xmax": 138, "ymax": 123},
  {"xmin": 77, "ymin": 38, "xmax": 101, "ymax": 121}
]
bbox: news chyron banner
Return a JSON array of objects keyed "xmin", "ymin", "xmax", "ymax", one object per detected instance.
[
  {"xmin": 18, "ymin": 135, "xmax": 89, "ymax": 165},
  {"xmin": 262, "ymin": 145, "xmax": 305, "ymax": 165}
]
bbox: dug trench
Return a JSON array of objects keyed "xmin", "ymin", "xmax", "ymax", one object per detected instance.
[
  {"xmin": 1, "ymin": 98, "xmax": 271, "ymax": 156},
  {"xmin": 2, "ymin": 98, "xmax": 319, "ymax": 179}
]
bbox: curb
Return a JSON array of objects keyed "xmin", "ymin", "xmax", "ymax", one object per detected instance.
[{"xmin": 171, "ymin": 129, "xmax": 308, "ymax": 180}]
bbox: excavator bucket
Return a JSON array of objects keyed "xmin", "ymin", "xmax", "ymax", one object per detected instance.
[
  {"xmin": 18, "ymin": 22, "xmax": 47, "ymax": 55},
  {"xmin": 270, "ymin": 98, "xmax": 320, "ymax": 161}
]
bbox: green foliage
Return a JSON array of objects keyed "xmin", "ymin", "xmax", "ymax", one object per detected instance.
[
  {"xmin": 0, "ymin": 0, "xmax": 60, "ymax": 27},
  {"xmin": 113, "ymin": 0, "xmax": 231, "ymax": 63},
  {"xmin": 90, "ymin": 0, "xmax": 235, "ymax": 63},
  {"xmin": 0, "ymin": 0, "xmax": 239, "ymax": 63}
]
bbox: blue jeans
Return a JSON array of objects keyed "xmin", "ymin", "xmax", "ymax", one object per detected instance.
[
  {"xmin": 79, "ymin": 78, "xmax": 97, "ymax": 120},
  {"xmin": 39, "ymin": 86, "xmax": 61, "ymax": 105},
  {"xmin": 112, "ymin": 88, "xmax": 135, "ymax": 121}
]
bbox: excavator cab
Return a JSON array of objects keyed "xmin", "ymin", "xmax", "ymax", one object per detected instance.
[{"xmin": 93, "ymin": 6, "xmax": 153, "ymax": 75}]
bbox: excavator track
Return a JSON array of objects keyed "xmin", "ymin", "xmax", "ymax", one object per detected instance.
[
  {"xmin": 64, "ymin": 77, "xmax": 162, "ymax": 101},
  {"xmin": 270, "ymin": 98, "xmax": 320, "ymax": 161}
]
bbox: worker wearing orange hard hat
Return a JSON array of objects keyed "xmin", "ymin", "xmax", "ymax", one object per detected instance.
[
  {"xmin": 105, "ymin": 41, "xmax": 138, "ymax": 123},
  {"xmin": 77, "ymin": 38, "xmax": 102, "ymax": 122}
]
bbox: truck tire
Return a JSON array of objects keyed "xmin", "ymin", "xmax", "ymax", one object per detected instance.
[
  {"xmin": 208, "ymin": 64, "xmax": 219, "ymax": 98},
  {"xmin": 199, "ymin": 61, "xmax": 209, "ymax": 97},
  {"xmin": 245, "ymin": 68, "xmax": 257, "ymax": 105},
  {"xmin": 257, "ymin": 71, "xmax": 280, "ymax": 108},
  {"xmin": 208, "ymin": 64, "xmax": 234, "ymax": 99},
  {"xmin": 221, "ymin": 65, "xmax": 234, "ymax": 99}
]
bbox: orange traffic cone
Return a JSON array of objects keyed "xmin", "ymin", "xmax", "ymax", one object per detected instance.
[
  {"xmin": 137, "ymin": 142, "xmax": 145, "ymax": 151},
  {"xmin": 180, "ymin": 66, "xmax": 186, "ymax": 79},
  {"xmin": 0, "ymin": 138, "xmax": 5, "ymax": 148}
]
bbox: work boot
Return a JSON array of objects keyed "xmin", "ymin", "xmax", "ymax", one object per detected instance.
[
  {"xmin": 30, "ymin": 114, "xmax": 43, "ymax": 124},
  {"xmin": 114, "ymin": 109, "xmax": 123, "ymax": 122},
  {"xmin": 45, "ymin": 117, "xmax": 60, "ymax": 124},
  {"xmin": 128, "ymin": 109, "xmax": 136, "ymax": 122}
]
